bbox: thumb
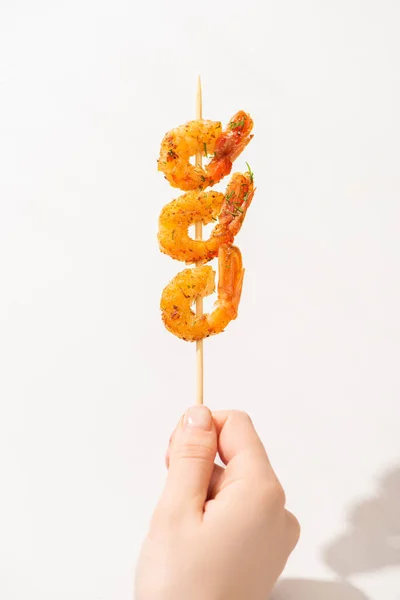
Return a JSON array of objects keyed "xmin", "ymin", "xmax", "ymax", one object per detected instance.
[{"xmin": 161, "ymin": 405, "xmax": 217, "ymax": 517}]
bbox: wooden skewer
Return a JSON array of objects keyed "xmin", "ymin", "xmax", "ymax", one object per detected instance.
[{"xmin": 195, "ymin": 76, "xmax": 204, "ymax": 405}]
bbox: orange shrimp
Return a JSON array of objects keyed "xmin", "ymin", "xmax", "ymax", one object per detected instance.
[
  {"xmin": 158, "ymin": 111, "xmax": 253, "ymax": 191},
  {"xmin": 158, "ymin": 171, "xmax": 255, "ymax": 264},
  {"xmin": 160, "ymin": 245, "xmax": 244, "ymax": 342}
]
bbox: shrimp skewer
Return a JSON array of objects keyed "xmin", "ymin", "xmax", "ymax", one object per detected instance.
[
  {"xmin": 160, "ymin": 245, "xmax": 244, "ymax": 342},
  {"xmin": 158, "ymin": 171, "xmax": 255, "ymax": 264},
  {"xmin": 158, "ymin": 103, "xmax": 254, "ymax": 343},
  {"xmin": 158, "ymin": 111, "xmax": 253, "ymax": 191}
]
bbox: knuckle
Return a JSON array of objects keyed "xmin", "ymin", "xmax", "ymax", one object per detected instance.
[
  {"xmin": 286, "ymin": 511, "xmax": 301, "ymax": 545},
  {"xmin": 233, "ymin": 410, "xmax": 253, "ymax": 426},
  {"xmin": 271, "ymin": 482, "xmax": 286, "ymax": 508},
  {"xmin": 259, "ymin": 480, "xmax": 286, "ymax": 510}
]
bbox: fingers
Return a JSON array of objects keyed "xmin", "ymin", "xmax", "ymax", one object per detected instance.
[
  {"xmin": 160, "ymin": 408, "xmax": 300, "ymax": 559},
  {"xmin": 159, "ymin": 405, "xmax": 217, "ymax": 519},
  {"xmin": 212, "ymin": 411, "xmax": 277, "ymax": 483}
]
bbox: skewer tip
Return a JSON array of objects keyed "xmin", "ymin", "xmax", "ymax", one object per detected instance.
[{"xmin": 196, "ymin": 76, "xmax": 202, "ymax": 120}]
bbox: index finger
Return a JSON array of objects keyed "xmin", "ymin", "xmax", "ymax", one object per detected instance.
[{"xmin": 212, "ymin": 410, "xmax": 278, "ymax": 483}]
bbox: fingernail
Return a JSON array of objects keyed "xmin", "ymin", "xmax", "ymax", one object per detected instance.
[{"xmin": 184, "ymin": 406, "xmax": 212, "ymax": 431}]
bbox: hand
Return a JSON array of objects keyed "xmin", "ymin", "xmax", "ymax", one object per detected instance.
[{"xmin": 135, "ymin": 407, "xmax": 300, "ymax": 600}]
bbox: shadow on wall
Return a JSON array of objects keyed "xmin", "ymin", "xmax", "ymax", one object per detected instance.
[
  {"xmin": 272, "ymin": 466, "xmax": 400, "ymax": 600},
  {"xmin": 323, "ymin": 468, "xmax": 400, "ymax": 576}
]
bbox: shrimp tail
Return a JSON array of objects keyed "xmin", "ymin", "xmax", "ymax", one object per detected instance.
[
  {"xmin": 205, "ymin": 111, "xmax": 254, "ymax": 186},
  {"xmin": 218, "ymin": 172, "xmax": 255, "ymax": 238},
  {"xmin": 217, "ymin": 245, "xmax": 244, "ymax": 319},
  {"xmin": 207, "ymin": 156, "xmax": 233, "ymax": 185}
]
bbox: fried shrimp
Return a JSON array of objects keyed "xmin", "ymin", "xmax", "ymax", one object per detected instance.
[
  {"xmin": 160, "ymin": 245, "xmax": 244, "ymax": 342},
  {"xmin": 158, "ymin": 111, "xmax": 253, "ymax": 191},
  {"xmin": 158, "ymin": 108, "xmax": 254, "ymax": 341},
  {"xmin": 158, "ymin": 171, "xmax": 255, "ymax": 264}
]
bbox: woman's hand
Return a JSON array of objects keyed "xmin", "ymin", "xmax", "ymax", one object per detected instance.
[{"xmin": 135, "ymin": 407, "xmax": 300, "ymax": 600}]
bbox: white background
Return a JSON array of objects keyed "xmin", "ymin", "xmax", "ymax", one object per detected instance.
[{"xmin": 1, "ymin": 1, "xmax": 399, "ymax": 599}]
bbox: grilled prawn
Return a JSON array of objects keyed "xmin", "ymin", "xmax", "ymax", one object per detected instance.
[
  {"xmin": 158, "ymin": 111, "xmax": 253, "ymax": 191},
  {"xmin": 161, "ymin": 245, "xmax": 244, "ymax": 342},
  {"xmin": 158, "ymin": 109, "xmax": 254, "ymax": 341},
  {"xmin": 158, "ymin": 171, "xmax": 255, "ymax": 264}
]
